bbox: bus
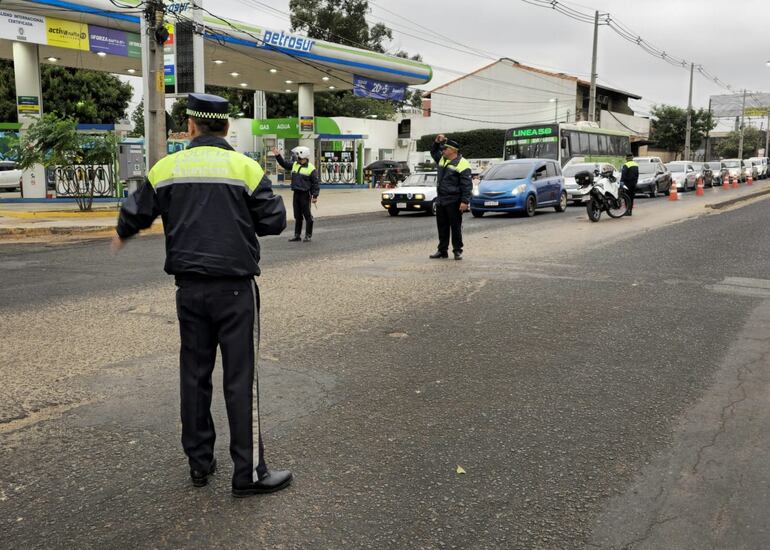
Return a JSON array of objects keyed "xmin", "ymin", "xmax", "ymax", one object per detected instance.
[{"xmin": 503, "ymin": 122, "xmax": 631, "ymax": 169}]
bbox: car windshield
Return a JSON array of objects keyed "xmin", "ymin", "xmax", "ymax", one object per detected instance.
[
  {"xmin": 483, "ymin": 162, "xmax": 533, "ymax": 181},
  {"xmin": 666, "ymin": 164, "xmax": 686, "ymax": 172},
  {"xmin": 638, "ymin": 164, "xmax": 659, "ymax": 174},
  {"xmin": 724, "ymin": 160, "xmax": 740, "ymax": 168},
  {"xmin": 562, "ymin": 164, "xmax": 596, "ymax": 177},
  {"xmin": 399, "ymin": 173, "xmax": 437, "ymax": 187}
]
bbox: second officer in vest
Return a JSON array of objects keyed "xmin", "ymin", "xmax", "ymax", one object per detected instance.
[
  {"xmin": 620, "ymin": 154, "xmax": 639, "ymax": 216},
  {"xmin": 429, "ymin": 135, "xmax": 473, "ymax": 260},
  {"xmin": 273, "ymin": 146, "xmax": 320, "ymax": 242}
]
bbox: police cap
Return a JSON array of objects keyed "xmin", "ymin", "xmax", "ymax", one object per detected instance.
[
  {"xmin": 442, "ymin": 139, "xmax": 461, "ymax": 150},
  {"xmin": 186, "ymin": 93, "xmax": 230, "ymax": 120}
]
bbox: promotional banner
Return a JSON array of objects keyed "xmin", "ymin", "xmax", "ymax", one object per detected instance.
[
  {"xmin": 89, "ymin": 25, "xmax": 128, "ymax": 56},
  {"xmin": 46, "ymin": 17, "xmax": 89, "ymax": 51},
  {"xmin": 127, "ymin": 32, "xmax": 141, "ymax": 58},
  {"xmin": 0, "ymin": 9, "xmax": 46, "ymax": 44},
  {"xmin": 353, "ymin": 75, "xmax": 406, "ymax": 102}
]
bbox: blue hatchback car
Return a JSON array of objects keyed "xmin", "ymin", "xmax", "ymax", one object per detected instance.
[{"xmin": 470, "ymin": 159, "xmax": 567, "ymax": 217}]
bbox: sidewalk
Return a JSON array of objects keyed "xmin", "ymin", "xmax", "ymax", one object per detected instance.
[{"xmin": 0, "ymin": 188, "xmax": 385, "ymax": 239}]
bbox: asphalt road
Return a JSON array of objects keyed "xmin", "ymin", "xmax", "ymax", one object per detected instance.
[{"xmin": 2, "ymin": 195, "xmax": 770, "ymax": 548}]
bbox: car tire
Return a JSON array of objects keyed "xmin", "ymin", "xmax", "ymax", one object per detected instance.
[
  {"xmin": 525, "ymin": 195, "xmax": 537, "ymax": 217},
  {"xmin": 555, "ymin": 191, "xmax": 567, "ymax": 212},
  {"xmin": 649, "ymin": 183, "xmax": 658, "ymax": 198},
  {"xmin": 471, "ymin": 209, "xmax": 484, "ymax": 218},
  {"xmin": 429, "ymin": 200, "xmax": 437, "ymax": 216},
  {"xmin": 387, "ymin": 209, "xmax": 399, "ymax": 216}
]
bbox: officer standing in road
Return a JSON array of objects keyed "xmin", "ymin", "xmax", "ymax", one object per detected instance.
[
  {"xmin": 272, "ymin": 146, "xmax": 320, "ymax": 242},
  {"xmin": 621, "ymin": 153, "xmax": 639, "ymax": 216},
  {"xmin": 112, "ymin": 93, "xmax": 293, "ymax": 497},
  {"xmin": 429, "ymin": 134, "xmax": 473, "ymax": 260}
]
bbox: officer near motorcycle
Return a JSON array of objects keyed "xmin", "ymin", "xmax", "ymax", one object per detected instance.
[
  {"xmin": 429, "ymin": 134, "xmax": 473, "ymax": 260},
  {"xmin": 620, "ymin": 154, "xmax": 639, "ymax": 216},
  {"xmin": 112, "ymin": 93, "xmax": 293, "ymax": 497},
  {"xmin": 272, "ymin": 146, "xmax": 320, "ymax": 242}
]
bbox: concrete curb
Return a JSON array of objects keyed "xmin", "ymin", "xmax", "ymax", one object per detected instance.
[{"xmin": 705, "ymin": 187, "xmax": 770, "ymax": 210}]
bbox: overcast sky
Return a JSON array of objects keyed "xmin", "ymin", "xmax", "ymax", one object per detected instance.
[{"xmin": 137, "ymin": 0, "xmax": 770, "ymax": 124}]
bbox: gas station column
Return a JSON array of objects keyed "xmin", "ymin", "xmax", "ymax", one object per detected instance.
[
  {"xmin": 13, "ymin": 42, "xmax": 46, "ymax": 198},
  {"xmin": 297, "ymin": 83, "xmax": 315, "ymax": 161}
]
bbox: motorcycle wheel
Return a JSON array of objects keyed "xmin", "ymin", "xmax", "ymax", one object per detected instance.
[
  {"xmin": 607, "ymin": 191, "xmax": 630, "ymax": 218},
  {"xmin": 586, "ymin": 197, "xmax": 602, "ymax": 222}
]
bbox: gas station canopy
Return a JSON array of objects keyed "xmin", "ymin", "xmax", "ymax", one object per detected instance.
[{"xmin": 0, "ymin": 0, "xmax": 433, "ymax": 93}]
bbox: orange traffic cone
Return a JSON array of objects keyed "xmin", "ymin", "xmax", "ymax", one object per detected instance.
[
  {"xmin": 732, "ymin": 176, "xmax": 740, "ymax": 189},
  {"xmin": 722, "ymin": 176, "xmax": 729, "ymax": 190},
  {"xmin": 748, "ymin": 174, "xmax": 753, "ymax": 186},
  {"xmin": 696, "ymin": 176, "xmax": 704, "ymax": 196},
  {"xmin": 669, "ymin": 180, "xmax": 679, "ymax": 201}
]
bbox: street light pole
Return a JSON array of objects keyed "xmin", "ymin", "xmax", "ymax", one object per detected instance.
[
  {"xmin": 550, "ymin": 98, "xmax": 558, "ymax": 122},
  {"xmin": 684, "ymin": 62, "xmax": 694, "ymax": 161},
  {"xmin": 141, "ymin": 0, "xmax": 167, "ymax": 169}
]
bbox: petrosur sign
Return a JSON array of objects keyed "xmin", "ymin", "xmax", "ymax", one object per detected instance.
[{"xmin": 262, "ymin": 29, "xmax": 314, "ymax": 53}]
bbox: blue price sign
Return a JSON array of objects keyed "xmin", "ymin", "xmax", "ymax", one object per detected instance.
[{"xmin": 353, "ymin": 75, "xmax": 406, "ymax": 101}]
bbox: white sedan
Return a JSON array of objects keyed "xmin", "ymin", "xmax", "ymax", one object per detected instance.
[
  {"xmin": 0, "ymin": 161, "xmax": 22, "ymax": 191},
  {"xmin": 381, "ymin": 172, "xmax": 438, "ymax": 216}
]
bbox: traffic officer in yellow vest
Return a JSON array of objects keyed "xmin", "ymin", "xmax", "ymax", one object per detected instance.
[
  {"xmin": 272, "ymin": 146, "xmax": 320, "ymax": 242},
  {"xmin": 429, "ymin": 135, "xmax": 473, "ymax": 260},
  {"xmin": 620, "ymin": 153, "xmax": 639, "ymax": 216},
  {"xmin": 111, "ymin": 93, "xmax": 293, "ymax": 497}
]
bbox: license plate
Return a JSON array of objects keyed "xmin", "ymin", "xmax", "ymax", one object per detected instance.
[
  {"xmin": 484, "ymin": 201, "xmax": 499, "ymax": 206},
  {"xmin": 397, "ymin": 202, "xmax": 406, "ymax": 208}
]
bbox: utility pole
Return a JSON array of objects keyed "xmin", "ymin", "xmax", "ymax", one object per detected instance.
[
  {"xmin": 684, "ymin": 62, "xmax": 694, "ymax": 161},
  {"xmin": 738, "ymin": 89, "xmax": 747, "ymax": 160},
  {"xmin": 588, "ymin": 10, "xmax": 599, "ymax": 123},
  {"xmin": 765, "ymin": 112, "xmax": 769, "ymax": 157},
  {"xmin": 705, "ymin": 98, "xmax": 712, "ymax": 160},
  {"xmin": 141, "ymin": 0, "xmax": 167, "ymax": 170}
]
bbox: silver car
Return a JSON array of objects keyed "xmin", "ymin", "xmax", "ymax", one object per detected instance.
[
  {"xmin": 748, "ymin": 157, "xmax": 767, "ymax": 179},
  {"xmin": 665, "ymin": 162, "xmax": 698, "ymax": 191}
]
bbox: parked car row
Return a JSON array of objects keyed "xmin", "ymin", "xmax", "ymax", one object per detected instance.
[{"xmin": 381, "ymin": 154, "xmax": 768, "ymax": 219}]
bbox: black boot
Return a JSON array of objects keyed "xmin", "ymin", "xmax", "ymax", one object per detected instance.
[
  {"xmin": 303, "ymin": 235, "xmax": 312, "ymax": 242},
  {"xmin": 288, "ymin": 235, "xmax": 301, "ymax": 242},
  {"xmin": 430, "ymin": 251, "xmax": 448, "ymax": 259},
  {"xmin": 190, "ymin": 458, "xmax": 217, "ymax": 487},
  {"xmin": 232, "ymin": 469, "xmax": 293, "ymax": 497},
  {"xmin": 454, "ymin": 251, "xmax": 463, "ymax": 260}
]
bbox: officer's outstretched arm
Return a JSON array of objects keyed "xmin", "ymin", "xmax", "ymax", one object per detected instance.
[
  {"xmin": 430, "ymin": 141, "xmax": 442, "ymax": 164},
  {"xmin": 116, "ymin": 179, "xmax": 161, "ymax": 239},
  {"xmin": 248, "ymin": 175, "xmax": 287, "ymax": 236},
  {"xmin": 274, "ymin": 153, "xmax": 293, "ymax": 171}
]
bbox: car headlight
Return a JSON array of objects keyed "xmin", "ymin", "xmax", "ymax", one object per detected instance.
[
  {"xmin": 414, "ymin": 194, "xmax": 425, "ymax": 200},
  {"xmin": 472, "ymin": 188, "xmax": 480, "ymax": 196},
  {"xmin": 512, "ymin": 184, "xmax": 527, "ymax": 195},
  {"xmin": 382, "ymin": 193, "xmax": 392, "ymax": 200}
]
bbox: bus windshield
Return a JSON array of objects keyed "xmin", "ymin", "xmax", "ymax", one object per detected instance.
[{"xmin": 504, "ymin": 124, "xmax": 558, "ymax": 161}]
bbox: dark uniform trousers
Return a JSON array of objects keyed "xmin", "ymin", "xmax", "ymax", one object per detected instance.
[
  {"xmin": 625, "ymin": 182, "xmax": 637, "ymax": 213},
  {"xmin": 436, "ymin": 200, "xmax": 464, "ymax": 254},
  {"xmin": 292, "ymin": 191, "xmax": 313, "ymax": 237},
  {"xmin": 175, "ymin": 276, "xmax": 267, "ymax": 486}
]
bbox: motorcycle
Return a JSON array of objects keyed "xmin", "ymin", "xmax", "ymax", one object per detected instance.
[{"xmin": 575, "ymin": 169, "xmax": 630, "ymax": 222}]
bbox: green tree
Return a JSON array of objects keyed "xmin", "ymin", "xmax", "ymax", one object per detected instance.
[
  {"xmin": 130, "ymin": 100, "xmax": 144, "ymax": 137},
  {"xmin": 0, "ymin": 60, "xmax": 133, "ymax": 124},
  {"xmin": 650, "ymin": 104, "xmax": 715, "ymax": 158},
  {"xmin": 13, "ymin": 113, "xmax": 118, "ymax": 210},
  {"xmin": 715, "ymin": 126, "xmax": 764, "ymax": 159}
]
